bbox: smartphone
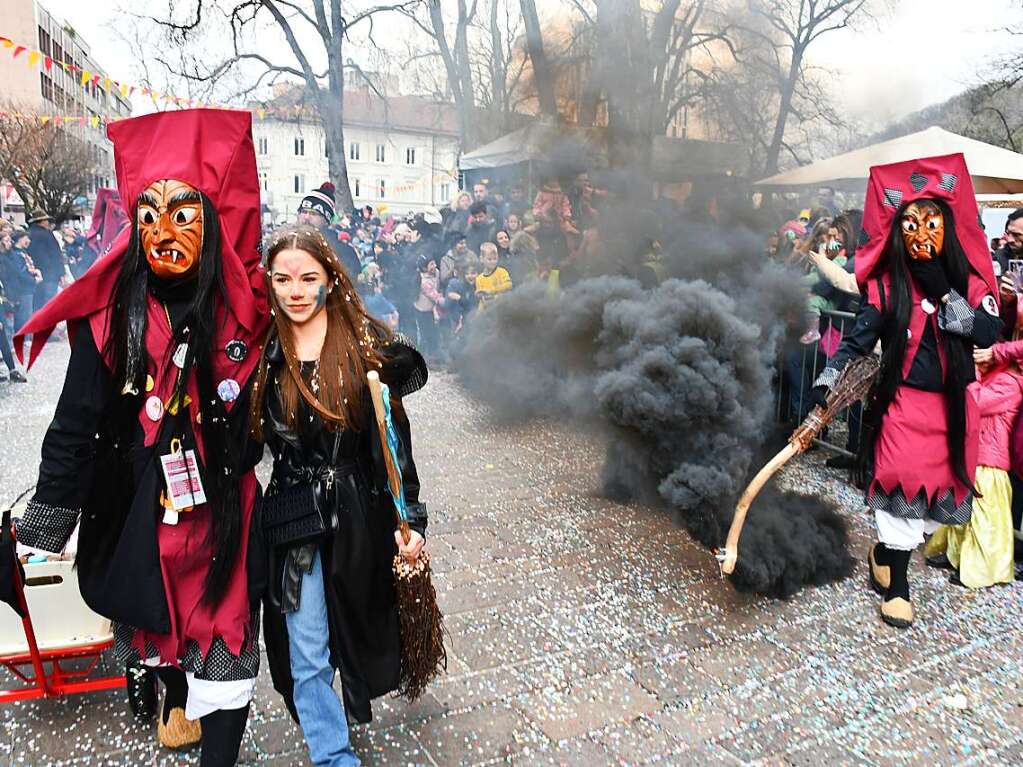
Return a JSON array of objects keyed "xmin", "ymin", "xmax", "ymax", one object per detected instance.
[{"xmin": 1010, "ymin": 259, "xmax": 1023, "ymax": 292}]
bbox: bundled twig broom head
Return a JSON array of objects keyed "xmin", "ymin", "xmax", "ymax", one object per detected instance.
[{"xmin": 367, "ymin": 371, "xmax": 446, "ymax": 701}]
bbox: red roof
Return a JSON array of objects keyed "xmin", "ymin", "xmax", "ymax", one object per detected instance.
[{"xmin": 256, "ymin": 85, "xmax": 459, "ymax": 136}]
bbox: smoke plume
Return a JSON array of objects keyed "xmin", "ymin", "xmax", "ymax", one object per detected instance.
[{"xmin": 455, "ymin": 209, "xmax": 855, "ymax": 598}]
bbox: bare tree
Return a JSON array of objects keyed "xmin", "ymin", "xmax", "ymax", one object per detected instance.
[
  {"xmin": 519, "ymin": 0, "xmax": 558, "ymax": 118},
  {"xmin": 399, "ymin": 0, "xmax": 479, "ymax": 148},
  {"xmin": 746, "ymin": 0, "xmax": 871, "ymax": 176},
  {"xmin": 141, "ymin": 1, "xmax": 420, "ymax": 212},
  {"xmin": 0, "ymin": 108, "xmax": 98, "ymax": 223}
]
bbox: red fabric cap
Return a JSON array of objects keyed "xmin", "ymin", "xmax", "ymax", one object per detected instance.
[
  {"xmin": 856, "ymin": 152, "xmax": 997, "ymax": 301},
  {"xmin": 15, "ymin": 108, "xmax": 268, "ymax": 369}
]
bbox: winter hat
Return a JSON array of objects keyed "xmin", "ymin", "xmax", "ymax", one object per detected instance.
[
  {"xmin": 298, "ymin": 182, "xmax": 337, "ymax": 221},
  {"xmin": 364, "ymin": 293, "xmax": 397, "ymax": 320}
]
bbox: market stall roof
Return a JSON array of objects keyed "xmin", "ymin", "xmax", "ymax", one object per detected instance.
[
  {"xmin": 458, "ymin": 123, "xmax": 740, "ymax": 180},
  {"xmin": 754, "ymin": 127, "xmax": 1023, "ymax": 194}
]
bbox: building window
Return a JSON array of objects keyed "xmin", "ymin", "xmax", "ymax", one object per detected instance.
[
  {"xmin": 257, "ymin": 137, "xmax": 268, "ymax": 155},
  {"xmin": 405, "ymin": 147, "xmax": 416, "ymax": 166},
  {"xmin": 294, "ymin": 175, "xmax": 305, "ymax": 194},
  {"xmin": 439, "ymin": 182, "xmax": 451, "ymax": 202},
  {"xmin": 259, "ymin": 172, "xmax": 268, "ymax": 191},
  {"xmin": 325, "ymin": 140, "xmax": 330, "ymax": 158},
  {"xmin": 375, "ymin": 144, "xmax": 386, "ymax": 163},
  {"xmin": 377, "ymin": 179, "xmax": 386, "ymax": 198},
  {"xmin": 38, "ymin": 27, "xmax": 52, "ymax": 57},
  {"xmin": 40, "ymin": 72, "xmax": 54, "ymax": 104},
  {"xmin": 353, "ymin": 178, "xmax": 361, "ymax": 197},
  {"xmin": 294, "ymin": 137, "xmax": 305, "ymax": 156},
  {"xmin": 349, "ymin": 142, "xmax": 360, "ymax": 161}
]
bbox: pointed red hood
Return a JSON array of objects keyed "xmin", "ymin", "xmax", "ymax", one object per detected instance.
[
  {"xmin": 84, "ymin": 188, "xmax": 128, "ymax": 255},
  {"xmin": 856, "ymin": 153, "xmax": 997, "ymax": 300},
  {"xmin": 15, "ymin": 108, "xmax": 267, "ymax": 368}
]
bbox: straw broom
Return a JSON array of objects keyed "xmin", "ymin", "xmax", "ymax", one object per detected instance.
[
  {"xmin": 716, "ymin": 355, "xmax": 880, "ymax": 576},
  {"xmin": 367, "ymin": 371, "xmax": 446, "ymax": 701}
]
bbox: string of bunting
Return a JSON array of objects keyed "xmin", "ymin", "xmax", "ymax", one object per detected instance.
[{"xmin": 0, "ymin": 34, "xmax": 218, "ymax": 111}]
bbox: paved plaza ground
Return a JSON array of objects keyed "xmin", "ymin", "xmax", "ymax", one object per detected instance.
[{"xmin": 0, "ymin": 343, "xmax": 1021, "ymax": 766}]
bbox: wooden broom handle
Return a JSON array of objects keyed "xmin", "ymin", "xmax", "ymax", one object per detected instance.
[
  {"xmin": 717, "ymin": 440, "xmax": 800, "ymax": 576},
  {"xmin": 367, "ymin": 371, "xmax": 412, "ymax": 545}
]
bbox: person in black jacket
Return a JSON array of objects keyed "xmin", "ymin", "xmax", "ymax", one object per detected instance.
[
  {"xmin": 296, "ymin": 182, "xmax": 362, "ymax": 280},
  {"xmin": 3, "ymin": 230, "xmax": 42, "ymax": 337},
  {"xmin": 25, "ymin": 209, "xmax": 64, "ymax": 310},
  {"xmin": 252, "ymin": 224, "xmax": 428, "ymax": 767}
]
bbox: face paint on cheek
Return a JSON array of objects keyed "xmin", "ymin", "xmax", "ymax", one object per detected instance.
[{"xmin": 315, "ymin": 285, "xmax": 327, "ymax": 311}]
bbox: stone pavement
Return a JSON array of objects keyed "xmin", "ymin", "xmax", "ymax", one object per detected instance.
[{"xmin": 0, "ymin": 346, "xmax": 1021, "ymax": 766}]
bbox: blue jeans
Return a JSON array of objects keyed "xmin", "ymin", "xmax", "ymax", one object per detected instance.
[{"xmin": 285, "ymin": 550, "xmax": 360, "ymax": 767}]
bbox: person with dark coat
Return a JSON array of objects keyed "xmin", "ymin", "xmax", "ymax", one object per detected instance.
[
  {"xmin": 296, "ymin": 182, "xmax": 362, "ymax": 280},
  {"xmin": 2, "ymin": 230, "xmax": 42, "ymax": 336},
  {"xmin": 991, "ymin": 207, "xmax": 1023, "ymax": 277},
  {"xmin": 12, "ymin": 109, "xmax": 271, "ymax": 765},
  {"xmin": 62, "ymin": 229, "xmax": 98, "ymax": 279},
  {"xmin": 465, "ymin": 201, "xmax": 497, "ymax": 256},
  {"xmin": 26, "ymin": 209, "xmax": 64, "ymax": 310},
  {"xmin": 252, "ymin": 225, "xmax": 429, "ymax": 766}
]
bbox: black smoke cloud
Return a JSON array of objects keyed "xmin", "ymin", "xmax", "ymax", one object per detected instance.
[{"xmin": 455, "ymin": 218, "xmax": 854, "ymax": 598}]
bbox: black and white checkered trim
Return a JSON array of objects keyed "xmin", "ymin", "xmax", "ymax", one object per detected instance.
[
  {"xmin": 939, "ymin": 173, "xmax": 958, "ymax": 193},
  {"xmin": 16, "ymin": 500, "xmax": 80, "ymax": 553},
  {"xmin": 867, "ymin": 485, "xmax": 972, "ymax": 525},
  {"xmin": 937, "ymin": 289, "xmax": 974, "ymax": 336},
  {"xmin": 813, "ymin": 366, "xmax": 842, "ymax": 391},
  {"xmin": 909, "ymin": 172, "xmax": 928, "ymax": 192},
  {"xmin": 114, "ymin": 608, "xmax": 260, "ymax": 682},
  {"xmin": 882, "ymin": 188, "xmax": 903, "ymax": 208}
]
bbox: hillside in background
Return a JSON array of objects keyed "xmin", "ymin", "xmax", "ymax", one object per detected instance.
[{"xmin": 868, "ymin": 82, "xmax": 1023, "ymax": 152}]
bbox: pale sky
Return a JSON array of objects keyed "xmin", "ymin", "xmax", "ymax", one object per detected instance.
[{"xmin": 30, "ymin": 0, "xmax": 1023, "ymax": 125}]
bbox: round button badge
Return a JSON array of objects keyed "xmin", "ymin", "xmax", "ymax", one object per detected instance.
[
  {"xmin": 145, "ymin": 395, "xmax": 164, "ymax": 421},
  {"xmin": 217, "ymin": 378, "xmax": 241, "ymax": 403},
  {"xmin": 225, "ymin": 340, "xmax": 248, "ymax": 363}
]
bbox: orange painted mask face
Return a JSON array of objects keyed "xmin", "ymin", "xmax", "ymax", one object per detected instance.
[
  {"xmin": 900, "ymin": 201, "xmax": 944, "ymax": 261},
  {"xmin": 138, "ymin": 179, "xmax": 203, "ymax": 279}
]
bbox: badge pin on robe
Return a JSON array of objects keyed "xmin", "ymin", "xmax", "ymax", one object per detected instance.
[
  {"xmin": 159, "ymin": 437, "xmax": 208, "ymax": 525},
  {"xmin": 173, "ymin": 343, "xmax": 189, "ymax": 368}
]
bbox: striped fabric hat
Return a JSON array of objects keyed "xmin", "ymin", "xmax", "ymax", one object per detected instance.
[{"xmin": 298, "ymin": 182, "xmax": 337, "ymax": 221}]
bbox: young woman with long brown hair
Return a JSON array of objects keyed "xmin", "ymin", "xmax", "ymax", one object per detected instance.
[{"xmin": 251, "ymin": 224, "xmax": 428, "ymax": 766}]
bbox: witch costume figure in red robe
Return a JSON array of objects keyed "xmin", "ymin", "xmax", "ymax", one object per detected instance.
[
  {"xmin": 812, "ymin": 153, "xmax": 1002, "ymax": 629},
  {"xmin": 12, "ymin": 109, "xmax": 269, "ymax": 766}
]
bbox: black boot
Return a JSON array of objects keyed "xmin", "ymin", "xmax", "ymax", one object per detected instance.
[
  {"xmin": 125, "ymin": 661, "xmax": 157, "ymax": 721},
  {"xmin": 880, "ymin": 546, "xmax": 913, "ymax": 628},
  {"xmin": 199, "ymin": 704, "xmax": 251, "ymax": 767}
]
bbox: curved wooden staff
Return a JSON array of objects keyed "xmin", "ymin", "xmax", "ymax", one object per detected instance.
[{"xmin": 716, "ymin": 355, "xmax": 880, "ymax": 576}]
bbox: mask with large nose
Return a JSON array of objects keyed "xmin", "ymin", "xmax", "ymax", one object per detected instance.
[{"xmin": 137, "ymin": 179, "xmax": 203, "ymax": 280}]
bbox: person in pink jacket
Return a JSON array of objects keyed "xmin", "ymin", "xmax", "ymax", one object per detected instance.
[{"xmin": 926, "ymin": 339, "xmax": 1023, "ymax": 588}]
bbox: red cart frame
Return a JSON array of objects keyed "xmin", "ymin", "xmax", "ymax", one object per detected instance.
[{"xmin": 0, "ymin": 528, "xmax": 125, "ymax": 703}]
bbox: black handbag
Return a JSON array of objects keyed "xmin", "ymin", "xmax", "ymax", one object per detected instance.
[{"xmin": 262, "ymin": 430, "xmax": 342, "ymax": 549}]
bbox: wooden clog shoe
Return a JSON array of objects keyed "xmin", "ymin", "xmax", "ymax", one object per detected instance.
[
  {"xmin": 880, "ymin": 596, "xmax": 913, "ymax": 629},
  {"xmin": 158, "ymin": 703, "xmax": 202, "ymax": 750},
  {"xmin": 868, "ymin": 545, "xmax": 890, "ymax": 595}
]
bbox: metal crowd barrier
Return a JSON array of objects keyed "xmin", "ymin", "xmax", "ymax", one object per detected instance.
[{"xmin": 775, "ymin": 308, "xmax": 864, "ymax": 457}]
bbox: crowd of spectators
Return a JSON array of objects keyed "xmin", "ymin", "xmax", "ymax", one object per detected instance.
[
  {"xmin": 0, "ymin": 210, "xmax": 97, "ymax": 384},
  {"xmin": 285, "ymin": 172, "xmax": 613, "ymax": 365}
]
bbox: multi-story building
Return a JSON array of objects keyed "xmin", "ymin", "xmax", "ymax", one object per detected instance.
[
  {"xmin": 253, "ymin": 86, "xmax": 460, "ymax": 222},
  {"xmin": 0, "ymin": 0, "xmax": 131, "ymax": 221}
]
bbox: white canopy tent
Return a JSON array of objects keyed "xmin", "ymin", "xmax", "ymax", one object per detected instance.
[{"xmin": 754, "ymin": 127, "xmax": 1023, "ymax": 194}]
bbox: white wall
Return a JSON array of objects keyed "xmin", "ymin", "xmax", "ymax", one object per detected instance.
[{"xmin": 253, "ymin": 118, "xmax": 459, "ymax": 222}]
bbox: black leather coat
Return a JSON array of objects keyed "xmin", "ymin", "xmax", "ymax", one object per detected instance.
[{"xmin": 261, "ymin": 333, "xmax": 428, "ymax": 725}]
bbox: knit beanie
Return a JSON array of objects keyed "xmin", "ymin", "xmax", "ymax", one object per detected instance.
[{"xmin": 298, "ymin": 182, "xmax": 337, "ymax": 221}]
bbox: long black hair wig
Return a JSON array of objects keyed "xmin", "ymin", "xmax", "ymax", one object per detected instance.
[
  {"xmin": 857, "ymin": 198, "xmax": 976, "ymax": 493},
  {"xmin": 100, "ymin": 192, "xmax": 243, "ymax": 607}
]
